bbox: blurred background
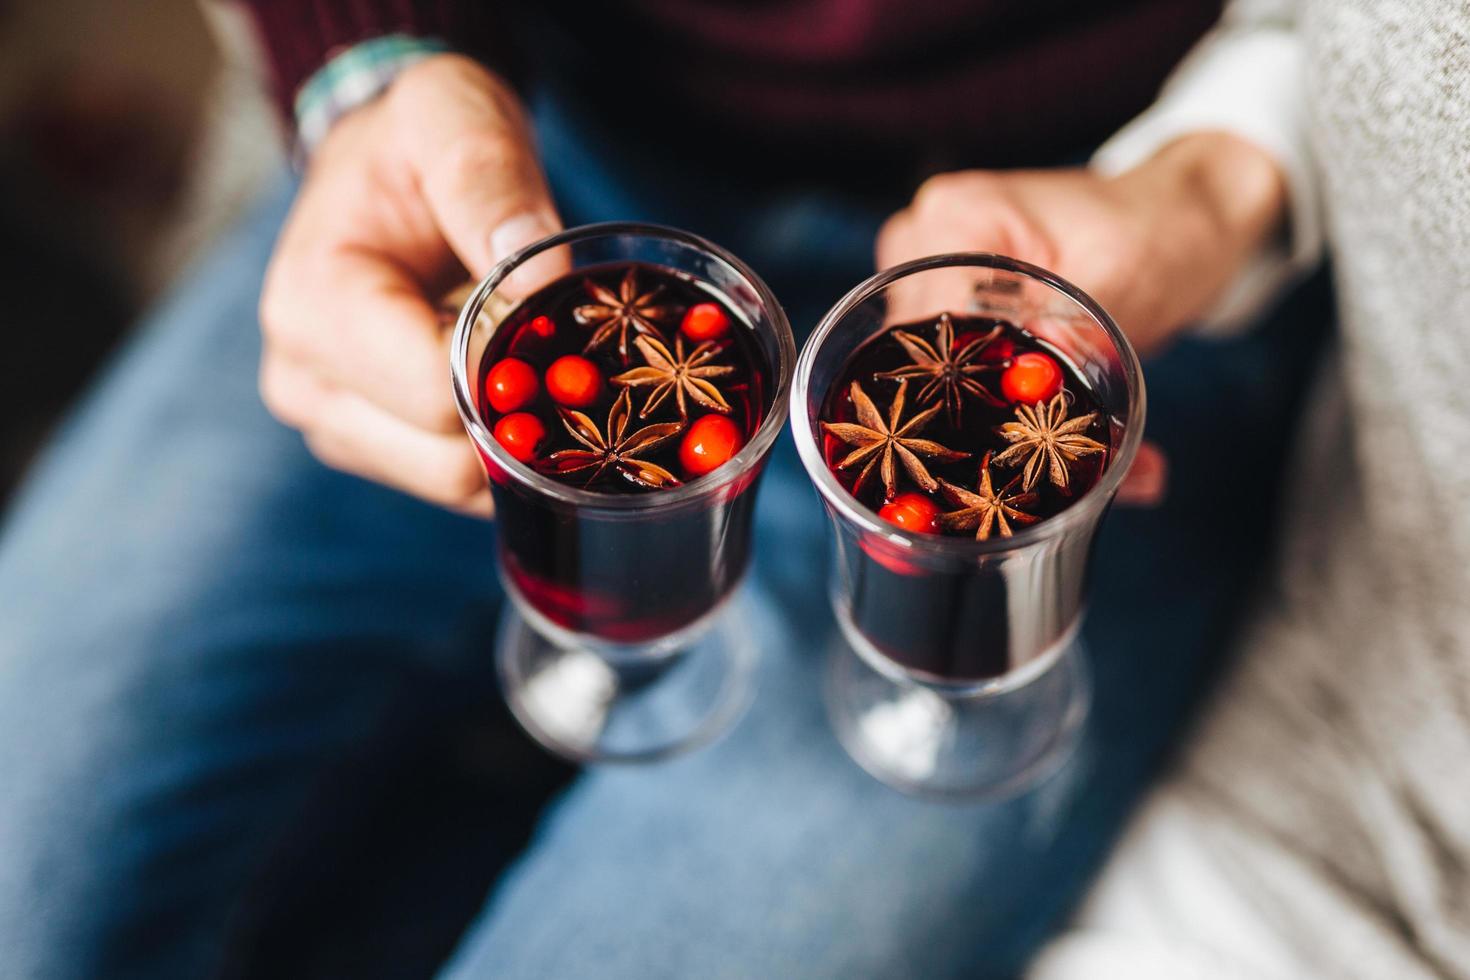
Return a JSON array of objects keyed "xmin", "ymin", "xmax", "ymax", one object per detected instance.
[
  {"xmin": 0, "ymin": 0, "xmax": 279, "ymax": 502},
  {"xmin": 0, "ymin": 7, "xmax": 575, "ymax": 972}
]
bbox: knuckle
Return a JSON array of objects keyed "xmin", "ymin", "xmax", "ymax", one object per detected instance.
[
  {"xmin": 260, "ymin": 253, "xmax": 339, "ymax": 356},
  {"xmin": 257, "ymin": 267, "xmax": 286, "ymax": 336},
  {"xmin": 258, "ymin": 360, "xmax": 305, "ymax": 428},
  {"xmin": 482, "ymin": 84, "xmax": 527, "ymax": 131},
  {"xmin": 442, "ymin": 450, "xmax": 488, "ymax": 502},
  {"xmin": 258, "ymin": 266, "xmax": 308, "ymax": 351},
  {"xmin": 1000, "ymin": 218, "xmax": 1053, "ymax": 269},
  {"xmin": 426, "ymin": 400, "xmax": 463, "ymax": 435},
  {"xmin": 258, "ymin": 292, "xmax": 289, "ymax": 348},
  {"xmin": 392, "ymin": 54, "xmax": 519, "ymax": 123},
  {"xmin": 302, "ymin": 433, "xmax": 349, "ymax": 473},
  {"xmin": 912, "ymin": 173, "xmax": 958, "ymax": 212},
  {"xmin": 409, "ymin": 367, "xmax": 464, "ymax": 433},
  {"xmin": 914, "ymin": 171, "xmax": 995, "ymax": 216},
  {"xmin": 874, "ymin": 212, "xmax": 910, "ymax": 267},
  {"xmin": 407, "ymin": 396, "xmax": 462, "ymax": 436},
  {"xmin": 438, "ymin": 133, "xmax": 516, "ymax": 185},
  {"xmin": 391, "ymin": 54, "xmax": 474, "ymax": 103},
  {"xmin": 877, "ymin": 210, "xmax": 904, "ymax": 245}
]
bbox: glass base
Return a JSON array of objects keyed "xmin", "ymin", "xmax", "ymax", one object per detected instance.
[
  {"xmin": 496, "ymin": 587, "xmax": 758, "ymax": 764},
  {"xmin": 823, "ymin": 626, "xmax": 1090, "ymax": 800}
]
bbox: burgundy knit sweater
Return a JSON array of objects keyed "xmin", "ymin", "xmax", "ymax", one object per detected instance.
[{"xmin": 240, "ymin": 0, "xmax": 1221, "ymax": 186}]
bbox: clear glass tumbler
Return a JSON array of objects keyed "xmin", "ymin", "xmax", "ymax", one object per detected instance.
[
  {"xmin": 791, "ymin": 253, "xmax": 1145, "ymax": 798},
  {"xmin": 452, "ymin": 223, "xmax": 795, "ymax": 762}
]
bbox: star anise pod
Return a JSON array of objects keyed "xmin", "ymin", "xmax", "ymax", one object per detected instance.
[
  {"xmin": 540, "ymin": 388, "xmax": 685, "ymax": 489},
  {"xmin": 993, "ymin": 391, "xmax": 1106, "ymax": 492},
  {"xmin": 821, "ymin": 379, "xmax": 969, "ymax": 498},
  {"xmin": 611, "ymin": 334, "xmax": 734, "ymax": 419},
  {"xmin": 573, "ymin": 267, "xmax": 673, "ymax": 361},
  {"xmin": 875, "ymin": 313, "xmax": 1006, "ymax": 423},
  {"xmin": 936, "ymin": 452, "xmax": 1039, "ymax": 540}
]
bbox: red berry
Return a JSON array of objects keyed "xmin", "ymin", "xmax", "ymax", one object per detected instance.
[
  {"xmin": 529, "ymin": 315, "xmax": 556, "ymax": 339},
  {"xmin": 681, "ymin": 302, "xmax": 731, "ymax": 342},
  {"xmin": 1001, "ymin": 352, "xmax": 1063, "ymax": 404},
  {"xmin": 972, "ymin": 334, "xmax": 1015, "ymax": 362},
  {"xmin": 954, "ymin": 330, "xmax": 984, "ymax": 352},
  {"xmin": 878, "ymin": 492, "xmax": 939, "ymax": 533},
  {"xmin": 485, "ymin": 358, "xmax": 539, "ymax": 413},
  {"xmin": 493, "ymin": 412, "xmax": 546, "ymax": 463},
  {"xmin": 545, "ymin": 355, "xmax": 602, "ymax": 407},
  {"xmin": 858, "ymin": 536, "xmax": 926, "ymax": 576},
  {"xmin": 679, "ymin": 415, "xmax": 743, "ymax": 477}
]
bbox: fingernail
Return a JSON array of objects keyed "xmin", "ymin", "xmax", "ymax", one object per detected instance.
[
  {"xmin": 489, "ymin": 213, "xmax": 554, "ymax": 266},
  {"xmin": 1135, "ymin": 466, "xmax": 1166, "ymax": 501},
  {"xmin": 1118, "ymin": 449, "xmax": 1168, "ymax": 506}
]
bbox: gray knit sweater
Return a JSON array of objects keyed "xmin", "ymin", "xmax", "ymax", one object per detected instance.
[{"xmin": 1037, "ymin": 2, "xmax": 1470, "ymax": 977}]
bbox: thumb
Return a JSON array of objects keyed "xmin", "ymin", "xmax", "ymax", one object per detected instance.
[
  {"xmin": 420, "ymin": 131, "xmax": 561, "ymax": 280},
  {"xmin": 407, "ymin": 67, "xmax": 561, "ymax": 279}
]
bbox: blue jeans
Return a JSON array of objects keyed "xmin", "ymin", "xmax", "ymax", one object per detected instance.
[{"xmin": 0, "ymin": 93, "xmax": 1329, "ymax": 978}]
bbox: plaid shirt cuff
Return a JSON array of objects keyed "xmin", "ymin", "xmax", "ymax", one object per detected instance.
[{"xmin": 294, "ymin": 35, "xmax": 449, "ymax": 158}]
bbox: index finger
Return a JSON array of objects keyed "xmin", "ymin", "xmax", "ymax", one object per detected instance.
[{"xmin": 264, "ymin": 245, "xmax": 462, "ymax": 434}]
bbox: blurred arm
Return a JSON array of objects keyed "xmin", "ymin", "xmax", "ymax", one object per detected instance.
[
  {"xmin": 232, "ymin": 1, "xmax": 510, "ymax": 149},
  {"xmin": 1092, "ymin": 0, "xmax": 1320, "ymax": 333}
]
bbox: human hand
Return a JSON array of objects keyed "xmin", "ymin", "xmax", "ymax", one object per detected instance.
[
  {"xmin": 877, "ymin": 132, "xmax": 1286, "ymax": 356},
  {"xmin": 876, "ymin": 133, "xmax": 1286, "ymax": 505},
  {"xmin": 260, "ymin": 55, "xmax": 561, "ymax": 516}
]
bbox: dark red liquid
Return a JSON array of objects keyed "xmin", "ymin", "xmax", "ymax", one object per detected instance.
[
  {"xmin": 475, "ymin": 262, "xmax": 775, "ymax": 642},
  {"xmin": 820, "ymin": 315, "xmax": 1111, "ymax": 681},
  {"xmin": 820, "ymin": 316, "xmax": 1109, "ymax": 522},
  {"xmin": 478, "ymin": 263, "xmax": 768, "ymax": 493}
]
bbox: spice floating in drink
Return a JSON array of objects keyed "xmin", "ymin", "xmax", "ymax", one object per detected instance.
[
  {"xmin": 476, "ymin": 262, "xmax": 770, "ymax": 492},
  {"xmin": 819, "ymin": 313, "xmax": 1109, "ymax": 538},
  {"xmin": 818, "ymin": 312, "xmax": 1112, "ymax": 680},
  {"xmin": 472, "ymin": 261, "xmax": 776, "ymax": 641}
]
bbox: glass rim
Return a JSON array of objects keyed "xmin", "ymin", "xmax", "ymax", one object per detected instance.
[
  {"xmin": 451, "ymin": 221, "xmax": 796, "ymax": 512},
  {"xmin": 791, "ymin": 251, "xmax": 1146, "ymax": 557}
]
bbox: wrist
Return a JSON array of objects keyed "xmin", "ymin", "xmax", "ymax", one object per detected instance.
[
  {"xmin": 295, "ymin": 35, "xmax": 449, "ymax": 158},
  {"xmin": 1131, "ymin": 132, "xmax": 1287, "ymax": 264},
  {"xmin": 1177, "ymin": 132, "xmax": 1287, "ymax": 257},
  {"xmin": 1094, "ymin": 133, "xmax": 1286, "ymax": 345}
]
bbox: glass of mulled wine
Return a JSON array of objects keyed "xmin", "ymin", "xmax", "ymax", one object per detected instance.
[
  {"xmin": 791, "ymin": 253, "xmax": 1144, "ymax": 798},
  {"xmin": 451, "ymin": 223, "xmax": 794, "ymax": 762}
]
